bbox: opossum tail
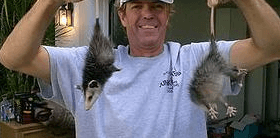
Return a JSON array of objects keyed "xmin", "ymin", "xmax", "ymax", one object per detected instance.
[{"xmin": 209, "ymin": 33, "xmax": 219, "ymax": 58}]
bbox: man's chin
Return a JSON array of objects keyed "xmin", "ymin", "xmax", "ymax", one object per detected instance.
[
  {"xmin": 139, "ymin": 41, "xmax": 161, "ymax": 48},
  {"xmin": 138, "ymin": 37, "xmax": 162, "ymax": 47}
]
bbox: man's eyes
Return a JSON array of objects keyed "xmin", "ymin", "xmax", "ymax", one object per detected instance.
[
  {"xmin": 153, "ymin": 4, "xmax": 165, "ymax": 10},
  {"xmin": 130, "ymin": 3, "xmax": 166, "ymax": 11},
  {"xmin": 131, "ymin": 4, "xmax": 142, "ymax": 9}
]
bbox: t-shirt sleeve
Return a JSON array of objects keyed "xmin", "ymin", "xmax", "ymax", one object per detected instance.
[
  {"xmin": 38, "ymin": 46, "xmax": 88, "ymax": 113},
  {"xmin": 189, "ymin": 40, "xmax": 241, "ymax": 96}
]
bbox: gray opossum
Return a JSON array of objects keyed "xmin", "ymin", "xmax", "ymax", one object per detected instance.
[
  {"xmin": 189, "ymin": 7, "xmax": 247, "ymax": 119},
  {"xmin": 77, "ymin": 18, "xmax": 120, "ymax": 111}
]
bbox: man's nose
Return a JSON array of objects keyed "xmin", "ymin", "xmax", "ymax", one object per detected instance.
[{"xmin": 142, "ymin": 5, "xmax": 154, "ymax": 20}]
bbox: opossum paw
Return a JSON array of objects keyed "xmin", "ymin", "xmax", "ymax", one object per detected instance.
[
  {"xmin": 237, "ymin": 69, "xmax": 247, "ymax": 87},
  {"xmin": 238, "ymin": 69, "xmax": 248, "ymax": 75},
  {"xmin": 208, "ymin": 104, "xmax": 219, "ymax": 119},
  {"xmin": 226, "ymin": 106, "xmax": 237, "ymax": 118},
  {"xmin": 230, "ymin": 68, "xmax": 247, "ymax": 87}
]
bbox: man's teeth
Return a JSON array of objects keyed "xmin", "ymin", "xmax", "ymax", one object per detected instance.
[{"xmin": 141, "ymin": 25, "xmax": 156, "ymax": 29}]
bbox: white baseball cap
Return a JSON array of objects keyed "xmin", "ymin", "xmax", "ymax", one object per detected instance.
[{"xmin": 119, "ymin": 0, "xmax": 174, "ymax": 7}]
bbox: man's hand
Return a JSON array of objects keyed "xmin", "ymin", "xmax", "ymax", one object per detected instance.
[
  {"xmin": 54, "ymin": 0, "xmax": 84, "ymax": 5},
  {"xmin": 207, "ymin": 0, "xmax": 231, "ymax": 7},
  {"xmin": 63, "ymin": 0, "xmax": 84, "ymax": 3}
]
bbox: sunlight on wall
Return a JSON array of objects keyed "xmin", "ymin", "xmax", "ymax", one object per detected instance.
[{"xmin": 55, "ymin": 0, "xmax": 109, "ymax": 47}]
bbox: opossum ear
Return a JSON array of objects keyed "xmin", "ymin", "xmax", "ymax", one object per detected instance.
[
  {"xmin": 89, "ymin": 80, "xmax": 99, "ymax": 88},
  {"xmin": 110, "ymin": 66, "xmax": 121, "ymax": 72},
  {"xmin": 75, "ymin": 85, "xmax": 83, "ymax": 90}
]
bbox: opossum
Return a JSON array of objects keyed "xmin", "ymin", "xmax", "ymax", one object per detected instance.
[
  {"xmin": 75, "ymin": 0, "xmax": 120, "ymax": 111},
  {"xmin": 76, "ymin": 3, "xmax": 120, "ymax": 110},
  {"xmin": 82, "ymin": 19, "xmax": 120, "ymax": 111},
  {"xmin": 189, "ymin": 7, "xmax": 247, "ymax": 119}
]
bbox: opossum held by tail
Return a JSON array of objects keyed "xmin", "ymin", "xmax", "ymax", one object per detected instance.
[
  {"xmin": 189, "ymin": 6, "xmax": 247, "ymax": 119},
  {"xmin": 77, "ymin": 18, "xmax": 120, "ymax": 111}
]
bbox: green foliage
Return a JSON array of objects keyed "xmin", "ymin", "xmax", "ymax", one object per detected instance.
[
  {"xmin": 4, "ymin": 70, "xmax": 36, "ymax": 99},
  {"xmin": 0, "ymin": 0, "xmax": 55, "ymax": 98},
  {"xmin": 0, "ymin": 0, "xmax": 36, "ymax": 45},
  {"xmin": 43, "ymin": 21, "xmax": 56, "ymax": 46}
]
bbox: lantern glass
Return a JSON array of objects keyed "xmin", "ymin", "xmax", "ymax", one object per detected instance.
[
  {"xmin": 59, "ymin": 10, "xmax": 67, "ymax": 26},
  {"xmin": 59, "ymin": 3, "xmax": 73, "ymax": 26}
]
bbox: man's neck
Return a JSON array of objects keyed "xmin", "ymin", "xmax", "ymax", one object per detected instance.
[{"xmin": 129, "ymin": 44, "xmax": 164, "ymax": 57}]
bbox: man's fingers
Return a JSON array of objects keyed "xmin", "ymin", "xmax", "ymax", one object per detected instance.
[
  {"xmin": 64, "ymin": 0, "xmax": 84, "ymax": 3},
  {"xmin": 208, "ymin": 0, "xmax": 219, "ymax": 7},
  {"xmin": 207, "ymin": 0, "xmax": 232, "ymax": 7}
]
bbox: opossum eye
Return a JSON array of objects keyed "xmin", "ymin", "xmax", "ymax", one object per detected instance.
[{"xmin": 89, "ymin": 80, "xmax": 99, "ymax": 88}]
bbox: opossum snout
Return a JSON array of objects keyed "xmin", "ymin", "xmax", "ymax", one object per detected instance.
[{"xmin": 84, "ymin": 80, "xmax": 102, "ymax": 110}]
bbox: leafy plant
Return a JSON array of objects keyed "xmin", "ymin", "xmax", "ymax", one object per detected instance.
[
  {"xmin": 0, "ymin": 0, "xmax": 36, "ymax": 44},
  {"xmin": 5, "ymin": 70, "xmax": 36, "ymax": 96}
]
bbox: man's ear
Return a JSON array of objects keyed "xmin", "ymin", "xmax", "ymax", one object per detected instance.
[{"xmin": 118, "ymin": 11, "xmax": 127, "ymax": 27}]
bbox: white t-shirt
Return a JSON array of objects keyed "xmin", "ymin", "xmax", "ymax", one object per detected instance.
[{"xmin": 39, "ymin": 41, "xmax": 241, "ymax": 138}]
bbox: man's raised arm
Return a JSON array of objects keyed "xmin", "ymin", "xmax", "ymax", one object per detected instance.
[
  {"xmin": 230, "ymin": 0, "xmax": 280, "ymax": 70},
  {"xmin": 0, "ymin": 0, "xmax": 82, "ymax": 83}
]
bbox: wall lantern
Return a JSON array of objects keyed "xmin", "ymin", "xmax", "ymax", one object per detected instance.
[{"xmin": 59, "ymin": 3, "xmax": 73, "ymax": 26}]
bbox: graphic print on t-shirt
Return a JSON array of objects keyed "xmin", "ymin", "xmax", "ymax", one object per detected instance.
[{"xmin": 159, "ymin": 69, "xmax": 182, "ymax": 93}]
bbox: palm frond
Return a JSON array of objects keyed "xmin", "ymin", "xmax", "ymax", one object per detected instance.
[{"xmin": 3, "ymin": 0, "xmax": 9, "ymax": 27}]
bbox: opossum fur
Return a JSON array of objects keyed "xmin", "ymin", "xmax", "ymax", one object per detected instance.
[
  {"xmin": 82, "ymin": 19, "xmax": 119, "ymax": 111},
  {"xmin": 189, "ymin": 34, "xmax": 246, "ymax": 119}
]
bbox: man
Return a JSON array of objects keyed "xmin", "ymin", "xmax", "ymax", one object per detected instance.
[{"xmin": 1, "ymin": 0, "xmax": 280, "ymax": 137}]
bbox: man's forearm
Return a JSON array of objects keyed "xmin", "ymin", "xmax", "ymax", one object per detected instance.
[
  {"xmin": 0, "ymin": 0, "xmax": 63, "ymax": 70},
  {"xmin": 234, "ymin": 0, "xmax": 280, "ymax": 56}
]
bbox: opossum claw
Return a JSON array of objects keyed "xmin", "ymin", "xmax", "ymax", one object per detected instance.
[
  {"xmin": 226, "ymin": 105, "xmax": 237, "ymax": 118},
  {"xmin": 208, "ymin": 103, "xmax": 219, "ymax": 119},
  {"xmin": 209, "ymin": 108, "xmax": 218, "ymax": 119}
]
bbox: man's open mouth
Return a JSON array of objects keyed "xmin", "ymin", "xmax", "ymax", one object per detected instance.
[{"xmin": 139, "ymin": 25, "xmax": 158, "ymax": 29}]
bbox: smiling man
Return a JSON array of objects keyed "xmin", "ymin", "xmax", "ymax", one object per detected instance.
[
  {"xmin": 1, "ymin": 0, "xmax": 280, "ymax": 137},
  {"xmin": 118, "ymin": 0, "xmax": 171, "ymax": 57}
]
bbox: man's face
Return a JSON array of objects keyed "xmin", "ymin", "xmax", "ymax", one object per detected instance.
[{"xmin": 118, "ymin": 1, "xmax": 170, "ymax": 49}]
